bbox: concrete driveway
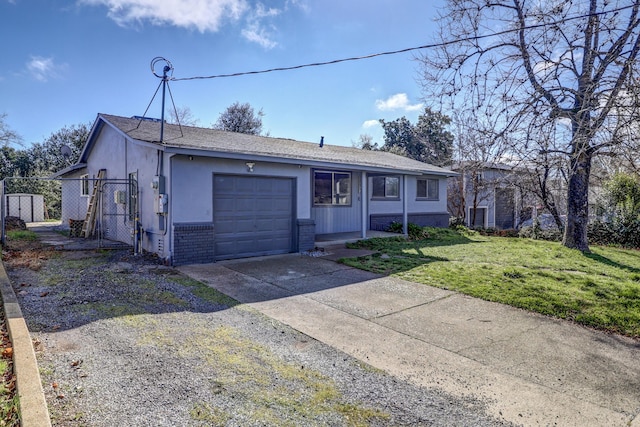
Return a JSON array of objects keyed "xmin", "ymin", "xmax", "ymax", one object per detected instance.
[{"xmin": 178, "ymin": 248, "xmax": 640, "ymax": 427}]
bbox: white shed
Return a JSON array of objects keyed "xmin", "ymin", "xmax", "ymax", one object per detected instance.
[{"xmin": 5, "ymin": 194, "xmax": 46, "ymax": 223}]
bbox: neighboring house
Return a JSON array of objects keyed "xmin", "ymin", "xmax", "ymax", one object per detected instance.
[
  {"xmin": 55, "ymin": 114, "xmax": 455, "ymax": 265},
  {"xmin": 449, "ymin": 162, "xmax": 541, "ymax": 229}
]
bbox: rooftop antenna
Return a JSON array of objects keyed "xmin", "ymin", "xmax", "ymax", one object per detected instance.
[{"xmin": 151, "ymin": 57, "xmax": 174, "ymax": 143}]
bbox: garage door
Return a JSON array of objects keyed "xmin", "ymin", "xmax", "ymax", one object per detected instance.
[{"xmin": 213, "ymin": 175, "xmax": 294, "ymax": 260}]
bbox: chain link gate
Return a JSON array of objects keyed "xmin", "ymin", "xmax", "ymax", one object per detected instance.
[
  {"xmin": 1, "ymin": 176, "xmax": 140, "ymax": 253},
  {"xmin": 97, "ymin": 179, "xmax": 139, "ymax": 251}
]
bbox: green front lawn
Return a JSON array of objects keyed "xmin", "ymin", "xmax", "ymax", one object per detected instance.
[{"xmin": 343, "ymin": 229, "xmax": 640, "ymax": 337}]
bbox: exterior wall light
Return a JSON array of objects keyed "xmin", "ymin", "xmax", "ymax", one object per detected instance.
[{"xmin": 246, "ymin": 162, "xmax": 255, "ymax": 172}]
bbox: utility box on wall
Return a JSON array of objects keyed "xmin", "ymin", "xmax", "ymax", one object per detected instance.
[
  {"xmin": 151, "ymin": 175, "xmax": 165, "ymax": 193},
  {"xmin": 113, "ymin": 190, "xmax": 126, "ymax": 205},
  {"xmin": 154, "ymin": 194, "xmax": 168, "ymax": 214}
]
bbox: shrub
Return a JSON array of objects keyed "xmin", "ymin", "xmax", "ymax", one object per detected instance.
[
  {"xmin": 448, "ymin": 216, "xmax": 465, "ymax": 228},
  {"xmin": 587, "ymin": 221, "xmax": 613, "ymax": 246},
  {"xmin": 518, "ymin": 226, "xmax": 562, "ymax": 242},
  {"xmin": 386, "ymin": 222, "xmax": 430, "ymax": 240},
  {"xmin": 588, "ymin": 219, "xmax": 640, "ymax": 248}
]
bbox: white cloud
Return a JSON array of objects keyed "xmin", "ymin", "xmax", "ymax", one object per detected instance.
[
  {"xmin": 82, "ymin": 0, "xmax": 293, "ymax": 49},
  {"xmin": 27, "ymin": 56, "xmax": 65, "ymax": 82},
  {"xmin": 80, "ymin": 0, "xmax": 249, "ymax": 32},
  {"xmin": 375, "ymin": 93, "xmax": 423, "ymax": 112},
  {"xmin": 241, "ymin": 3, "xmax": 280, "ymax": 49},
  {"xmin": 362, "ymin": 119, "xmax": 380, "ymax": 129},
  {"xmin": 286, "ymin": 0, "xmax": 309, "ymax": 13},
  {"xmin": 241, "ymin": 25, "xmax": 277, "ymax": 48}
]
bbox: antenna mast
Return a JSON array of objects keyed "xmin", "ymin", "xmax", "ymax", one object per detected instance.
[{"xmin": 150, "ymin": 57, "xmax": 174, "ymax": 143}]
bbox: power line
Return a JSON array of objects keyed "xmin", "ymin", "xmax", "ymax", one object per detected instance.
[{"xmin": 170, "ymin": 3, "xmax": 638, "ymax": 82}]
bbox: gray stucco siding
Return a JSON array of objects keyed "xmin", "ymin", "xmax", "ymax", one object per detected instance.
[
  {"xmin": 170, "ymin": 155, "xmax": 310, "ymax": 224},
  {"xmin": 59, "ymin": 169, "xmax": 90, "ymax": 227},
  {"xmin": 83, "ymin": 125, "xmax": 167, "ymax": 255}
]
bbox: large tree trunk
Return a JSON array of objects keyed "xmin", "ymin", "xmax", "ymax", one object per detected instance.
[{"xmin": 562, "ymin": 149, "xmax": 592, "ymax": 252}]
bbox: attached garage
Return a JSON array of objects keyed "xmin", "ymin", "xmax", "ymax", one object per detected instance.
[{"xmin": 213, "ymin": 175, "xmax": 295, "ymax": 260}]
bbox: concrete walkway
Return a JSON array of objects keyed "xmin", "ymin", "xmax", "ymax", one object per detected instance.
[{"xmin": 179, "ymin": 249, "xmax": 640, "ymax": 427}]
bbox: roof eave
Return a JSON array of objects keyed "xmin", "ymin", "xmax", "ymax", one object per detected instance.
[
  {"xmin": 50, "ymin": 163, "xmax": 88, "ymax": 178},
  {"xmin": 164, "ymin": 146, "xmax": 455, "ymax": 176}
]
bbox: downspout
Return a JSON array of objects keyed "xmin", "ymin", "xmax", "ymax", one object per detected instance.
[
  {"xmin": 402, "ymin": 175, "xmax": 408, "ymax": 236},
  {"xmin": 166, "ymin": 153, "xmax": 174, "ymax": 263},
  {"xmin": 361, "ymin": 172, "xmax": 367, "ymax": 239}
]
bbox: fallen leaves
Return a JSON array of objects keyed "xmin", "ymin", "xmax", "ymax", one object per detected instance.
[
  {"xmin": 0, "ymin": 307, "xmax": 19, "ymax": 426},
  {"xmin": 2, "ymin": 248, "xmax": 52, "ymax": 271},
  {"xmin": 1, "ymin": 348, "xmax": 12, "ymax": 359}
]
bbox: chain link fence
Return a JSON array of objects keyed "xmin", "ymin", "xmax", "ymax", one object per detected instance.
[
  {"xmin": 1, "ymin": 177, "xmax": 138, "ymax": 250},
  {"xmin": 98, "ymin": 180, "xmax": 139, "ymax": 248}
]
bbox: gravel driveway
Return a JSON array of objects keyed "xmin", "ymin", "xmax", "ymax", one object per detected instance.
[{"xmin": 6, "ymin": 247, "xmax": 511, "ymax": 426}]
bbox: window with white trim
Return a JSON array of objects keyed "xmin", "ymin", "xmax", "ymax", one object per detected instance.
[
  {"xmin": 416, "ymin": 178, "xmax": 439, "ymax": 200},
  {"xmin": 313, "ymin": 170, "xmax": 351, "ymax": 206},
  {"xmin": 80, "ymin": 174, "xmax": 90, "ymax": 196},
  {"xmin": 372, "ymin": 176, "xmax": 399, "ymax": 199},
  {"xmin": 128, "ymin": 172, "xmax": 138, "ymax": 220}
]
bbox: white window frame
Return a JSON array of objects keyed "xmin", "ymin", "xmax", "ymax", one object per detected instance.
[
  {"xmin": 468, "ymin": 206, "xmax": 488, "ymax": 228},
  {"xmin": 80, "ymin": 174, "xmax": 90, "ymax": 197},
  {"xmin": 371, "ymin": 176, "xmax": 400, "ymax": 199},
  {"xmin": 416, "ymin": 178, "xmax": 439, "ymax": 200},
  {"xmin": 128, "ymin": 172, "xmax": 138, "ymax": 221},
  {"xmin": 313, "ymin": 170, "xmax": 352, "ymax": 206}
]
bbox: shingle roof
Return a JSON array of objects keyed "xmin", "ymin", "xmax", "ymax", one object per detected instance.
[{"xmin": 99, "ymin": 114, "xmax": 455, "ymax": 176}]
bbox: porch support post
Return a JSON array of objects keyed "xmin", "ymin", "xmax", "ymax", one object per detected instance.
[
  {"xmin": 403, "ymin": 175, "xmax": 408, "ymax": 236},
  {"xmin": 361, "ymin": 171, "xmax": 367, "ymax": 239}
]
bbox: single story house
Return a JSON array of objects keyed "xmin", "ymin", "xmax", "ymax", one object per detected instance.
[{"xmin": 55, "ymin": 113, "xmax": 456, "ymax": 265}]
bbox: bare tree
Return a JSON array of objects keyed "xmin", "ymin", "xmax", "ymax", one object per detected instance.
[
  {"xmin": 212, "ymin": 102, "xmax": 264, "ymax": 135},
  {"xmin": 168, "ymin": 106, "xmax": 199, "ymax": 126},
  {"xmin": 352, "ymin": 134, "xmax": 380, "ymax": 150},
  {"xmin": 421, "ymin": 0, "xmax": 640, "ymax": 252},
  {"xmin": 448, "ymin": 110, "xmax": 507, "ymax": 226},
  {"xmin": 0, "ymin": 113, "xmax": 22, "ymax": 147}
]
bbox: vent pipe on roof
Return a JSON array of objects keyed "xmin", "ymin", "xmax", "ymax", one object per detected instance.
[{"xmin": 319, "ymin": 136, "xmax": 324, "ymax": 148}]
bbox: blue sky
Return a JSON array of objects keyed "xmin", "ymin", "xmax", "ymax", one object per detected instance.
[{"xmin": 2, "ymin": 0, "xmax": 445, "ymax": 147}]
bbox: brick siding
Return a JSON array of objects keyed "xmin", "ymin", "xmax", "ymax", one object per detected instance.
[
  {"xmin": 172, "ymin": 222, "xmax": 215, "ymax": 266},
  {"xmin": 370, "ymin": 213, "xmax": 450, "ymax": 231},
  {"xmin": 297, "ymin": 219, "xmax": 316, "ymax": 251}
]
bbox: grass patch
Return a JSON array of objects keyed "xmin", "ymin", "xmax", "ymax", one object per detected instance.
[
  {"xmin": 168, "ymin": 275, "xmax": 240, "ymax": 308},
  {"xmin": 75, "ymin": 302, "xmax": 145, "ymax": 318},
  {"xmin": 134, "ymin": 317, "xmax": 390, "ymax": 426},
  {"xmin": 189, "ymin": 402, "xmax": 230, "ymax": 425},
  {"xmin": 342, "ymin": 228, "xmax": 640, "ymax": 337},
  {"xmin": 337, "ymin": 403, "xmax": 391, "ymax": 427},
  {"xmin": 6, "ymin": 230, "xmax": 38, "ymax": 241}
]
